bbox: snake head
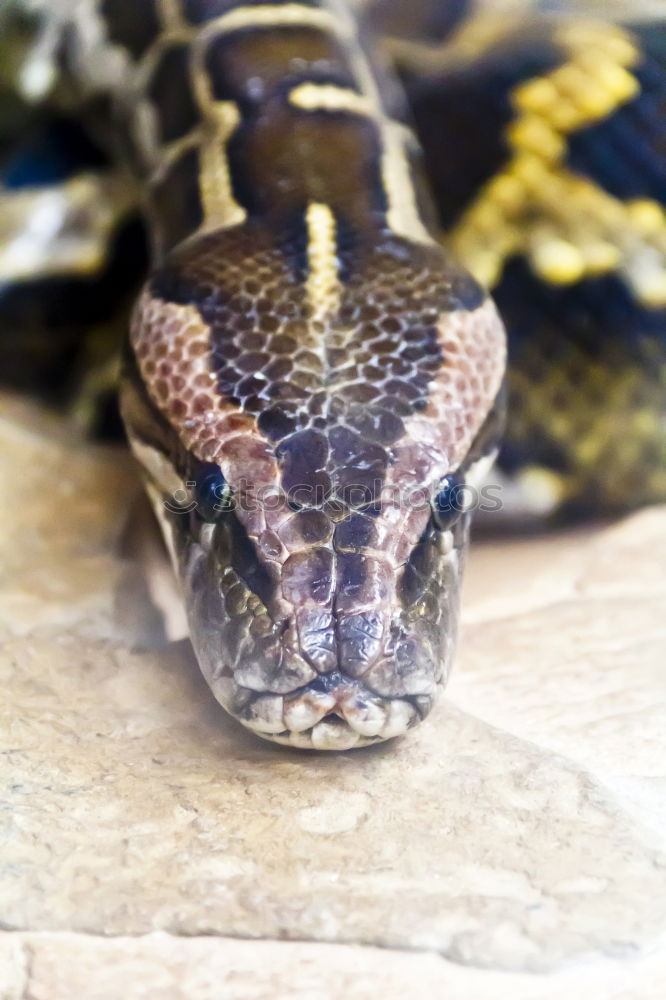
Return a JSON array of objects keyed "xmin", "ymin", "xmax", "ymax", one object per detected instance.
[{"xmin": 121, "ymin": 221, "xmax": 505, "ymax": 749}]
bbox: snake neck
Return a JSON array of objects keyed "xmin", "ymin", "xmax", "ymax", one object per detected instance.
[{"xmin": 58, "ymin": 0, "xmax": 438, "ymax": 260}]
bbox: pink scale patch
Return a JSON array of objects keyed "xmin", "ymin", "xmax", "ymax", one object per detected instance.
[{"xmin": 131, "ymin": 290, "xmax": 257, "ymax": 464}]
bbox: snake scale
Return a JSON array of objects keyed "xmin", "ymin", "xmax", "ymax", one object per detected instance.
[{"xmin": 1, "ymin": 0, "xmax": 664, "ymax": 749}]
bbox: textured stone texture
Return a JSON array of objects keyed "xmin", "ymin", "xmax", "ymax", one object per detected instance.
[
  {"xmin": 1, "ymin": 394, "xmax": 665, "ymax": 996},
  {"xmin": 3, "ymin": 933, "xmax": 666, "ymax": 1000}
]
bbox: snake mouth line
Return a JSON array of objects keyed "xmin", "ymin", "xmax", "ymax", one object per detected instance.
[
  {"xmin": 243, "ymin": 706, "xmax": 419, "ymax": 750},
  {"xmin": 215, "ymin": 673, "xmax": 434, "ymax": 749},
  {"xmin": 253, "ymin": 715, "xmax": 385, "ymax": 751}
]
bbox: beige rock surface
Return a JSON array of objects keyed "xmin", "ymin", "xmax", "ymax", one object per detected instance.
[
  {"xmin": 1, "ymin": 394, "xmax": 665, "ymax": 997},
  {"xmin": 3, "ymin": 933, "xmax": 666, "ymax": 1000}
]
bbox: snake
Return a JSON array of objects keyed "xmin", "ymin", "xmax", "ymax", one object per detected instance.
[{"xmin": 1, "ymin": 0, "xmax": 664, "ymax": 749}]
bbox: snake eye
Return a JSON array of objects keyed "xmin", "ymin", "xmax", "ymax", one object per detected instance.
[
  {"xmin": 194, "ymin": 464, "xmax": 234, "ymax": 522},
  {"xmin": 432, "ymin": 472, "xmax": 467, "ymax": 530}
]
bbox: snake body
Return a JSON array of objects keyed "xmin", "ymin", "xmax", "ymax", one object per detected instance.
[
  {"xmin": 32, "ymin": 0, "xmax": 504, "ymax": 749},
  {"xmin": 389, "ymin": 7, "xmax": 666, "ymax": 515}
]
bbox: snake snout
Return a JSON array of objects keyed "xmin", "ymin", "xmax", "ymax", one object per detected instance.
[
  {"xmin": 178, "ymin": 488, "xmax": 460, "ymax": 749},
  {"xmin": 231, "ymin": 604, "xmax": 441, "ymax": 748},
  {"xmin": 196, "ymin": 612, "xmax": 438, "ymax": 749}
]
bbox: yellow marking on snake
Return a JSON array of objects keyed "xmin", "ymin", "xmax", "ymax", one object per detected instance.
[
  {"xmin": 509, "ymin": 339, "xmax": 666, "ymax": 509},
  {"xmin": 185, "ymin": 19, "xmax": 248, "ymax": 233},
  {"xmin": 450, "ymin": 21, "xmax": 666, "ymax": 307},
  {"xmin": 380, "ymin": 119, "xmax": 434, "ymax": 247},
  {"xmin": 156, "ymin": 0, "xmax": 187, "ymax": 31},
  {"xmin": 149, "ymin": 128, "xmax": 202, "ymax": 184},
  {"xmin": 198, "ymin": 102, "xmax": 247, "ymax": 230},
  {"xmin": 290, "ymin": 82, "xmax": 375, "ymax": 116},
  {"xmin": 146, "ymin": 8, "xmax": 345, "ymax": 240},
  {"xmin": 305, "ymin": 202, "xmax": 340, "ymax": 320},
  {"xmin": 196, "ymin": 4, "xmax": 349, "ymax": 42}
]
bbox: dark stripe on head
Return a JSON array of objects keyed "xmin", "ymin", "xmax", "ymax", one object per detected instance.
[{"xmin": 398, "ymin": 526, "xmax": 438, "ymax": 609}]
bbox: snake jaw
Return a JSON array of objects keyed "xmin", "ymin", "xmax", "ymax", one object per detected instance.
[
  {"xmin": 224, "ymin": 682, "xmax": 423, "ymax": 750},
  {"xmin": 152, "ymin": 488, "xmax": 467, "ymax": 748}
]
